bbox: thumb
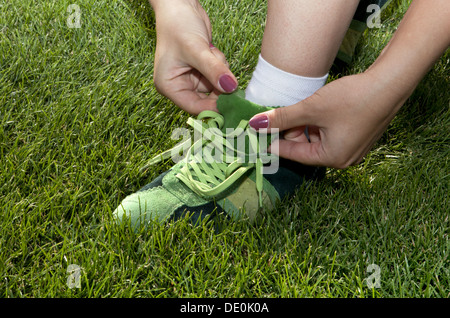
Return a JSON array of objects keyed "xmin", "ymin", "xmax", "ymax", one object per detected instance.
[
  {"xmin": 187, "ymin": 43, "xmax": 238, "ymax": 93},
  {"xmin": 249, "ymin": 100, "xmax": 318, "ymax": 132},
  {"xmin": 249, "ymin": 100, "xmax": 324, "ymax": 166}
]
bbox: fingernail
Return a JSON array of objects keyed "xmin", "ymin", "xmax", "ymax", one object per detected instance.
[
  {"xmin": 249, "ymin": 114, "xmax": 269, "ymax": 130},
  {"xmin": 219, "ymin": 75, "xmax": 237, "ymax": 93},
  {"xmin": 209, "ymin": 43, "xmax": 215, "ymax": 49}
]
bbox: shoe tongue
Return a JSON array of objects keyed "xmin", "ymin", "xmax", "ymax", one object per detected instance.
[{"xmin": 216, "ymin": 90, "xmax": 273, "ymax": 132}]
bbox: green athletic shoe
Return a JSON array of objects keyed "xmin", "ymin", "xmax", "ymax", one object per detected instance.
[
  {"xmin": 337, "ymin": 0, "xmax": 392, "ymax": 64},
  {"xmin": 113, "ymin": 90, "xmax": 324, "ymax": 228}
]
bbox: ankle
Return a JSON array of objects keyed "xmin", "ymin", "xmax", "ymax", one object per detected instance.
[{"xmin": 245, "ymin": 54, "xmax": 328, "ymax": 106}]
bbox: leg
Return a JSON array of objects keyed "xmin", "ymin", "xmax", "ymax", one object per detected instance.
[
  {"xmin": 246, "ymin": 0, "xmax": 360, "ymax": 106},
  {"xmin": 262, "ymin": 0, "xmax": 360, "ymax": 77}
]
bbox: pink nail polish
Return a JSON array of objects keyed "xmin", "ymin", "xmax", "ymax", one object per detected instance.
[
  {"xmin": 249, "ymin": 114, "xmax": 269, "ymax": 130},
  {"xmin": 219, "ymin": 75, "xmax": 237, "ymax": 93},
  {"xmin": 209, "ymin": 43, "xmax": 215, "ymax": 49}
]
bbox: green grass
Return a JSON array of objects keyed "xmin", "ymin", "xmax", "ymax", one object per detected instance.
[{"xmin": 0, "ymin": 0, "xmax": 448, "ymax": 298}]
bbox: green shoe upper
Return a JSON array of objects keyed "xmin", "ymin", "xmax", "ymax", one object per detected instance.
[
  {"xmin": 145, "ymin": 90, "xmax": 278, "ymax": 207},
  {"xmin": 113, "ymin": 91, "xmax": 320, "ymax": 228}
]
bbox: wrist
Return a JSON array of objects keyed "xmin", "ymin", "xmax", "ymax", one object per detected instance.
[{"xmin": 362, "ymin": 65, "xmax": 411, "ymax": 120}]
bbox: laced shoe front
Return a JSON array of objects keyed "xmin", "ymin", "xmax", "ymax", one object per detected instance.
[{"xmin": 113, "ymin": 90, "xmax": 324, "ymax": 228}]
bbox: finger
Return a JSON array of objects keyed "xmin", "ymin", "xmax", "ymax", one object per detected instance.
[
  {"xmin": 269, "ymin": 138, "xmax": 325, "ymax": 167},
  {"xmin": 283, "ymin": 126, "xmax": 309, "ymax": 143},
  {"xmin": 191, "ymin": 46, "xmax": 230, "ymax": 94},
  {"xmin": 185, "ymin": 42, "xmax": 238, "ymax": 94},
  {"xmin": 306, "ymin": 126, "xmax": 322, "ymax": 143},
  {"xmin": 190, "ymin": 47, "xmax": 230, "ymax": 94},
  {"xmin": 190, "ymin": 69, "xmax": 214, "ymax": 94},
  {"xmin": 249, "ymin": 98, "xmax": 319, "ymax": 133},
  {"xmin": 170, "ymin": 89, "xmax": 218, "ymax": 115},
  {"xmin": 209, "ymin": 44, "xmax": 230, "ymax": 68}
]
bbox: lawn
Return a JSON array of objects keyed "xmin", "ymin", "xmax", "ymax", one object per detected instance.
[{"xmin": 0, "ymin": 0, "xmax": 448, "ymax": 299}]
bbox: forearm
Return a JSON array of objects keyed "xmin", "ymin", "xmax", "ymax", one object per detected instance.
[
  {"xmin": 367, "ymin": 0, "xmax": 450, "ymax": 111},
  {"xmin": 148, "ymin": 0, "xmax": 211, "ymax": 47},
  {"xmin": 149, "ymin": 0, "xmax": 201, "ymax": 20}
]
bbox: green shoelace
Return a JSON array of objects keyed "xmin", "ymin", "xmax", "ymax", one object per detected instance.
[{"xmin": 141, "ymin": 111, "xmax": 277, "ymax": 208}]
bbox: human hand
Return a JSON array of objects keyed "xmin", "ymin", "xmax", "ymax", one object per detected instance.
[
  {"xmin": 249, "ymin": 72, "xmax": 408, "ymax": 169},
  {"xmin": 151, "ymin": 0, "xmax": 238, "ymax": 114},
  {"xmin": 248, "ymin": 0, "xmax": 450, "ymax": 169}
]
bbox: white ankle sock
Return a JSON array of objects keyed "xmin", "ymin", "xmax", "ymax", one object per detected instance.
[{"xmin": 245, "ymin": 54, "xmax": 329, "ymax": 107}]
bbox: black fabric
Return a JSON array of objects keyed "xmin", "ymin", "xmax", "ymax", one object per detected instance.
[
  {"xmin": 168, "ymin": 201, "xmax": 226, "ymax": 224},
  {"xmin": 264, "ymin": 158, "xmax": 325, "ymax": 199},
  {"xmin": 279, "ymin": 158, "xmax": 325, "ymax": 182},
  {"xmin": 137, "ymin": 170, "xmax": 169, "ymax": 192}
]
